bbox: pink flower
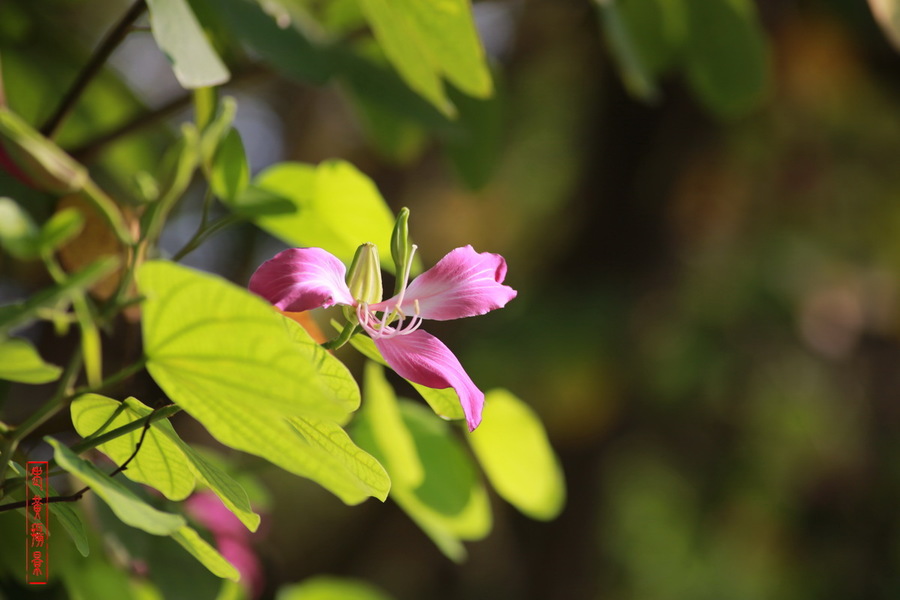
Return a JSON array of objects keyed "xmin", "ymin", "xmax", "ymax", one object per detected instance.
[
  {"xmin": 185, "ymin": 491, "xmax": 264, "ymax": 598},
  {"xmin": 248, "ymin": 244, "xmax": 517, "ymax": 430}
]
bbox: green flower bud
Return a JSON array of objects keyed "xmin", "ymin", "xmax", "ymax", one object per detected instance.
[
  {"xmin": 391, "ymin": 207, "xmax": 412, "ymax": 295},
  {"xmin": 346, "ymin": 242, "xmax": 383, "ymax": 305}
]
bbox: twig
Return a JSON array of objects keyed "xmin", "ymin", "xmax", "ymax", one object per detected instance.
[
  {"xmin": 0, "ymin": 407, "xmax": 158, "ymax": 513},
  {"xmin": 41, "ymin": 0, "xmax": 148, "ymax": 139},
  {"xmin": 68, "ymin": 64, "xmax": 268, "ymax": 163}
]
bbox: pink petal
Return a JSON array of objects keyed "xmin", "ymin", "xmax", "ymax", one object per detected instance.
[
  {"xmin": 185, "ymin": 491, "xmax": 248, "ymax": 540},
  {"xmin": 375, "ymin": 330, "xmax": 484, "ymax": 431},
  {"xmin": 217, "ymin": 537, "xmax": 265, "ymax": 598},
  {"xmin": 373, "ymin": 245, "xmax": 517, "ymax": 321},
  {"xmin": 248, "ymin": 248, "xmax": 354, "ymax": 312}
]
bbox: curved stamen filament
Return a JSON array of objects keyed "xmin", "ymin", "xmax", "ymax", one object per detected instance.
[{"xmin": 357, "ymin": 288, "xmax": 423, "ymax": 340}]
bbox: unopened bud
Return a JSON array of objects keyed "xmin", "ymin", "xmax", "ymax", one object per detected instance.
[
  {"xmin": 347, "ymin": 242, "xmax": 383, "ymax": 305},
  {"xmin": 0, "ymin": 109, "xmax": 88, "ymax": 194},
  {"xmin": 391, "ymin": 207, "xmax": 412, "ymax": 294}
]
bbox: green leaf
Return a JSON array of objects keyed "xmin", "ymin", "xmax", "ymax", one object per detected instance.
[
  {"xmin": 467, "ymin": 389, "xmax": 565, "ymax": 520},
  {"xmin": 357, "ymin": 0, "xmax": 492, "ymax": 115},
  {"xmin": 38, "ymin": 207, "xmax": 85, "ymax": 253},
  {"xmin": 277, "ymin": 576, "xmax": 394, "ymax": 600},
  {"xmin": 683, "ymin": 0, "xmax": 769, "ymax": 118},
  {"xmin": 70, "ymin": 394, "xmax": 196, "ymax": 501},
  {"xmin": 244, "ymin": 160, "xmax": 398, "ymax": 272},
  {"xmin": 161, "ymin": 429, "xmax": 260, "ymax": 531},
  {"xmin": 72, "ymin": 394, "xmax": 260, "ymax": 531},
  {"xmin": 0, "ymin": 256, "xmax": 118, "ymax": 335},
  {"xmin": 48, "ymin": 437, "xmax": 186, "ymax": 535},
  {"xmin": 443, "ymin": 84, "xmax": 504, "ymax": 190},
  {"xmin": 354, "ymin": 401, "xmax": 490, "ymax": 561},
  {"xmin": 209, "ymin": 128, "xmax": 249, "ymax": 202},
  {"xmin": 199, "ymin": 96, "xmax": 237, "ymax": 168},
  {"xmin": 10, "ymin": 461, "xmax": 89, "ymax": 556},
  {"xmin": 211, "ymin": 0, "xmax": 333, "ymax": 85},
  {"xmin": 139, "ymin": 261, "xmax": 386, "ymax": 504},
  {"xmin": 146, "ymin": 0, "xmax": 231, "ymax": 88},
  {"xmin": 171, "ymin": 525, "xmax": 240, "ymax": 581},
  {"xmin": 0, "ymin": 337, "xmax": 62, "ymax": 383},
  {"xmin": 282, "ymin": 316, "xmax": 361, "ymax": 414},
  {"xmin": 348, "ymin": 331, "xmax": 465, "ymax": 421},
  {"xmin": 597, "ymin": 0, "xmax": 661, "ymax": 102},
  {"xmin": 362, "ymin": 361, "xmax": 423, "ymax": 487},
  {"xmin": 0, "ymin": 197, "xmax": 39, "ymax": 259},
  {"xmin": 139, "ymin": 260, "xmax": 352, "ymax": 423},
  {"xmin": 287, "ymin": 416, "xmax": 391, "ymax": 502}
]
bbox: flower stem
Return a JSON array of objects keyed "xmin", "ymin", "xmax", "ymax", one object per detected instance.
[
  {"xmin": 171, "ymin": 213, "xmax": 243, "ymax": 262},
  {"xmin": 41, "ymin": 0, "xmax": 148, "ymax": 139},
  {"xmin": 0, "ymin": 350, "xmax": 83, "ymax": 497},
  {"xmin": 322, "ymin": 323, "xmax": 360, "ymax": 350}
]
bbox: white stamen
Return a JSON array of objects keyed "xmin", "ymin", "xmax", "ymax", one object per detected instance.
[{"xmin": 357, "ymin": 247, "xmax": 423, "ymax": 340}]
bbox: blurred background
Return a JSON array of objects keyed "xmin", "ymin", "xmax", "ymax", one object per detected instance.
[{"xmin": 4, "ymin": 0, "xmax": 900, "ymax": 598}]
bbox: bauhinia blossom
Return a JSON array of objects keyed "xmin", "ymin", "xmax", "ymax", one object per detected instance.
[{"xmin": 248, "ymin": 244, "xmax": 517, "ymax": 430}]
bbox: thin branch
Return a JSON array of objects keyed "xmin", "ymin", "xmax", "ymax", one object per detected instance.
[
  {"xmin": 41, "ymin": 0, "xmax": 148, "ymax": 139},
  {"xmin": 68, "ymin": 64, "xmax": 268, "ymax": 163},
  {"xmin": 69, "ymin": 92, "xmax": 193, "ymax": 163},
  {"xmin": 0, "ymin": 407, "xmax": 158, "ymax": 513},
  {"xmin": 0, "ymin": 350, "xmax": 83, "ymax": 495}
]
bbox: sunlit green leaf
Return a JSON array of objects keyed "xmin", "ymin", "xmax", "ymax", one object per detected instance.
[
  {"xmin": 245, "ymin": 160, "xmax": 398, "ymax": 272},
  {"xmin": 48, "ymin": 437, "xmax": 186, "ymax": 535},
  {"xmin": 287, "ymin": 416, "xmax": 391, "ymax": 502},
  {"xmin": 354, "ymin": 401, "xmax": 490, "ymax": 561},
  {"xmin": 362, "ymin": 361, "xmax": 423, "ymax": 487},
  {"xmin": 171, "ymin": 525, "xmax": 240, "ymax": 581},
  {"xmin": 146, "ymin": 0, "xmax": 231, "ymax": 88},
  {"xmin": 467, "ymin": 389, "xmax": 565, "ymax": 520},
  {"xmin": 139, "ymin": 260, "xmax": 352, "ymax": 423},
  {"xmin": 138, "ymin": 261, "xmax": 386, "ymax": 504},
  {"xmin": 0, "ymin": 337, "xmax": 62, "ymax": 383},
  {"xmin": 357, "ymin": 0, "xmax": 492, "ymax": 115},
  {"xmin": 159, "ymin": 428, "xmax": 260, "ymax": 531},
  {"xmin": 70, "ymin": 394, "xmax": 196, "ymax": 501},
  {"xmin": 282, "ymin": 316, "xmax": 361, "ymax": 414},
  {"xmin": 277, "ymin": 576, "xmax": 394, "ymax": 600},
  {"xmin": 72, "ymin": 394, "xmax": 260, "ymax": 531}
]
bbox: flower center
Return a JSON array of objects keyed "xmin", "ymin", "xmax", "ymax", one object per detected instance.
[{"xmin": 357, "ymin": 245, "xmax": 422, "ymax": 340}]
